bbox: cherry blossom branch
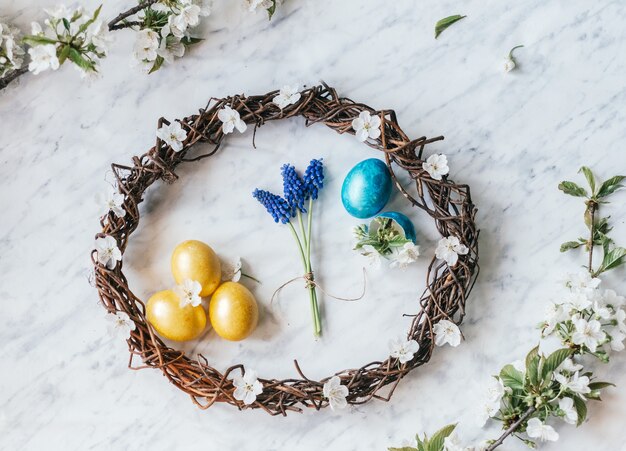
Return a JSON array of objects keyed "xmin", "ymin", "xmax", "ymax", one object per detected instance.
[{"xmin": 485, "ymin": 407, "xmax": 536, "ymax": 451}]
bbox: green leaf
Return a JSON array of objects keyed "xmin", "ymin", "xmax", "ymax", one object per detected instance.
[
  {"xmin": 597, "ymin": 175, "xmax": 625, "ymax": 198},
  {"xmin": 267, "ymin": 0, "xmax": 277, "ymax": 20},
  {"xmin": 67, "ymin": 47, "xmax": 93, "ymax": 70},
  {"xmin": 588, "ymin": 381, "xmax": 616, "ymax": 390},
  {"xmin": 62, "ymin": 18, "xmax": 71, "ymax": 31},
  {"xmin": 579, "ymin": 166, "xmax": 596, "ymax": 194},
  {"xmin": 22, "ymin": 35, "xmax": 59, "ymax": 45},
  {"xmin": 599, "ymin": 247, "xmax": 626, "ymax": 273},
  {"xmin": 525, "ymin": 346, "xmax": 540, "ymax": 387},
  {"xmin": 78, "ymin": 4, "xmax": 103, "ymax": 34},
  {"xmin": 500, "ymin": 365, "xmax": 525, "ymax": 390},
  {"xmin": 427, "ymin": 424, "xmax": 456, "ymax": 451},
  {"xmin": 148, "ymin": 55, "xmax": 165, "ymax": 74},
  {"xmin": 558, "ymin": 181, "xmax": 588, "ymax": 197},
  {"xmin": 57, "ymin": 45, "xmax": 71, "ymax": 64},
  {"xmin": 560, "ymin": 241, "xmax": 582, "ymax": 252},
  {"xmin": 181, "ymin": 36, "xmax": 203, "ymax": 46},
  {"xmin": 542, "ymin": 348, "xmax": 572, "ymax": 378},
  {"xmin": 434, "ymin": 15, "xmax": 466, "ymax": 39},
  {"xmin": 571, "ymin": 395, "xmax": 587, "ymax": 426}
]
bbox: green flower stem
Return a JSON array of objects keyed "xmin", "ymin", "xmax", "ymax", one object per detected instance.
[{"xmin": 288, "ymin": 220, "xmax": 322, "ymax": 337}]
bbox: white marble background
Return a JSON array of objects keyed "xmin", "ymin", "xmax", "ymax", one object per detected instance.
[{"xmin": 1, "ymin": 0, "xmax": 626, "ymax": 450}]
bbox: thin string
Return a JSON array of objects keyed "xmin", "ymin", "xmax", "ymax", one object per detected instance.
[{"xmin": 270, "ymin": 268, "xmax": 367, "ymax": 305}]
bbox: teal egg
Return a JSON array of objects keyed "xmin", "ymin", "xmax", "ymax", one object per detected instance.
[
  {"xmin": 377, "ymin": 211, "xmax": 416, "ymax": 243},
  {"xmin": 341, "ymin": 159, "xmax": 392, "ymax": 218}
]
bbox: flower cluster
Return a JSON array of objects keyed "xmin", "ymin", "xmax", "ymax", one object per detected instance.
[
  {"xmin": 389, "ymin": 167, "xmax": 624, "ymax": 451},
  {"xmin": 252, "ymin": 189, "xmax": 292, "ymax": 224},
  {"xmin": 132, "ymin": 0, "xmax": 210, "ymax": 73},
  {"xmin": 253, "ymin": 159, "xmax": 325, "ymax": 336},
  {"xmin": 541, "ymin": 272, "xmax": 625, "ymax": 359},
  {"xmin": 24, "ymin": 5, "xmax": 109, "ymax": 78},
  {"xmin": 353, "ymin": 217, "xmax": 420, "ymax": 269},
  {"xmin": 0, "ymin": 22, "xmax": 25, "ymax": 78}
]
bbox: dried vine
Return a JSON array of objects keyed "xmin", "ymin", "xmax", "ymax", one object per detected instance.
[{"xmin": 92, "ymin": 83, "xmax": 479, "ymax": 415}]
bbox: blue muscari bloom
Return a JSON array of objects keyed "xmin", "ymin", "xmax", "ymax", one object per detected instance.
[
  {"xmin": 252, "ymin": 189, "xmax": 293, "ymax": 224},
  {"xmin": 303, "ymin": 159, "xmax": 324, "ymax": 200},
  {"xmin": 281, "ymin": 164, "xmax": 307, "ymax": 214}
]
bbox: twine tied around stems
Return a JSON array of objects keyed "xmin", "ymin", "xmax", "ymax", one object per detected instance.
[{"xmin": 270, "ymin": 268, "xmax": 367, "ymax": 305}]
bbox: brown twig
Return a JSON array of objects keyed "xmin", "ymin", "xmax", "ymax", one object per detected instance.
[
  {"xmin": 107, "ymin": 0, "xmax": 159, "ymax": 31},
  {"xmin": 92, "ymin": 84, "xmax": 480, "ymax": 415},
  {"xmin": 486, "ymin": 406, "xmax": 536, "ymax": 451},
  {"xmin": 0, "ymin": 66, "xmax": 28, "ymax": 90}
]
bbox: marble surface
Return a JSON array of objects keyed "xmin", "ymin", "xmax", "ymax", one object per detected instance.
[{"xmin": 2, "ymin": 0, "xmax": 626, "ymax": 450}]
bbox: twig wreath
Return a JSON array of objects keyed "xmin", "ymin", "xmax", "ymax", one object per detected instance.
[{"xmin": 92, "ymin": 83, "xmax": 479, "ymax": 415}]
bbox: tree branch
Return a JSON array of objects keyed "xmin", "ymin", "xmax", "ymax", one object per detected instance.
[
  {"xmin": 0, "ymin": 66, "xmax": 28, "ymax": 91},
  {"xmin": 485, "ymin": 407, "xmax": 536, "ymax": 451},
  {"xmin": 107, "ymin": 0, "xmax": 158, "ymax": 31}
]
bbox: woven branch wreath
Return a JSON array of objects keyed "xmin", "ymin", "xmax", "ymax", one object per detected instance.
[{"xmin": 93, "ymin": 83, "xmax": 479, "ymax": 415}]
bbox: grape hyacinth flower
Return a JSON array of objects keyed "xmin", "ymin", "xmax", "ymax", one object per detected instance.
[{"xmin": 253, "ymin": 159, "xmax": 325, "ymax": 337}]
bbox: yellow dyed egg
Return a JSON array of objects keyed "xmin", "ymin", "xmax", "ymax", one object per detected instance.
[
  {"xmin": 146, "ymin": 290, "xmax": 207, "ymax": 341},
  {"xmin": 171, "ymin": 240, "xmax": 221, "ymax": 297},
  {"xmin": 209, "ymin": 282, "xmax": 258, "ymax": 341}
]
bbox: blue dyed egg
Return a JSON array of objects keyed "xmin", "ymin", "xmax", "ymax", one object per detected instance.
[
  {"xmin": 341, "ymin": 158, "xmax": 392, "ymax": 218},
  {"xmin": 377, "ymin": 211, "xmax": 416, "ymax": 243}
]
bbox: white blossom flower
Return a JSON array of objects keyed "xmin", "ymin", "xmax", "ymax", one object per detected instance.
[
  {"xmin": 245, "ymin": 0, "xmax": 273, "ymax": 12},
  {"xmin": 563, "ymin": 291, "xmax": 592, "ymax": 312},
  {"xmin": 133, "ymin": 29, "xmax": 159, "ymax": 62},
  {"xmin": 422, "ymin": 154, "xmax": 450, "ymax": 180},
  {"xmin": 0, "ymin": 23, "xmax": 24, "ymax": 72},
  {"xmin": 218, "ymin": 105, "xmax": 247, "ymax": 134},
  {"xmin": 603, "ymin": 289, "xmax": 625, "ymax": 309},
  {"xmin": 31, "ymin": 21, "xmax": 43, "ymax": 35},
  {"xmin": 503, "ymin": 57, "xmax": 516, "ymax": 73},
  {"xmin": 558, "ymin": 397, "xmax": 578, "ymax": 425},
  {"xmin": 99, "ymin": 186, "xmax": 126, "ymax": 219},
  {"xmin": 105, "ymin": 311, "xmax": 135, "ymax": 338},
  {"xmin": 157, "ymin": 36, "xmax": 185, "ymax": 64},
  {"xmin": 389, "ymin": 242, "xmax": 420, "ymax": 269},
  {"xmin": 44, "ymin": 5, "xmax": 79, "ymax": 20},
  {"xmin": 477, "ymin": 400, "xmax": 500, "ymax": 427},
  {"xmin": 609, "ymin": 328, "xmax": 625, "ymax": 352},
  {"xmin": 433, "ymin": 319, "xmax": 462, "ymax": 347},
  {"xmin": 360, "ymin": 244, "xmax": 382, "ymax": 269},
  {"xmin": 557, "ymin": 358, "xmax": 583, "ymax": 374},
  {"xmin": 526, "ymin": 418, "xmax": 559, "ymax": 442},
  {"xmin": 592, "ymin": 296, "xmax": 612, "ymax": 320},
  {"xmin": 231, "ymin": 369, "xmax": 263, "ymax": 405},
  {"xmin": 614, "ymin": 308, "xmax": 626, "ymax": 333},
  {"xmin": 177, "ymin": 4, "xmax": 202, "ymax": 27},
  {"xmin": 221, "ymin": 257, "xmax": 242, "ymax": 282},
  {"xmin": 571, "ymin": 316, "xmax": 606, "ymax": 353},
  {"xmin": 351, "ymin": 111, "xmax": 381, "ymax": 142},
  {"xmin": 322, "ymin": 376, "xmax": 349, "ymax": 410},
  {"xmin": 564, "ymin": 271, "xmax": 601, "ymax": 295},
  {"xmin": 443, "ymin": 433, "xmax": 465, "ymax": 451},
  {"xmin": 435, "ymin": 236, "xmax": 469, "ymax": 267},
  {"xmin": 389, "ymin": 338, "xmax": 419, "ymax": 364},
  {"xmin": 28, "ymin": 44, "xmax": 60, "ymax": 74},
  {"xmin": 174, "ymin": 279, "xmax": 202, "ymax": 307},
  {"xmin": 543, "ymin": 302, "xmax": 568, "ymax": 335},
  {"xmin": 555, "ymin": 371, "xmax": 591, "ymax": 396},
  {"xmin": 486, "ymin": 377, "xmax": 505, "ymax": 404},
  {"xmin": 95, "ymin": 235, "xmax": 122, "ymax": 269},
  {"xmin": 185, "ymin": 0, "xmax": 212, "ymax": 17},
  {"xmin": 273, "ymin": 84, "xmax": 301, "ymax": 109},
  {"xmin": 162, "ymin": 14, "xmax": 187, "ymax": 39},
  {"xmin": 88, "ymin": 21, "xmax": 112, "ymax": 54},
  {"xmin": 156, "ymin": 121, "xmax": 187, "ymax": 152}
]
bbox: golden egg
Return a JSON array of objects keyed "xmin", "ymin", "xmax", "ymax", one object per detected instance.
[
  {"xmin": 171, "ymin": 240, "xmax": 221, "ymax": 297},
  {"xmin": 146, "ymin": 290, "xmax": 207, "ymax": 341},
  {"xmin": 209, "ymin": 282, "xmax": 259, "ymax": 341}
]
